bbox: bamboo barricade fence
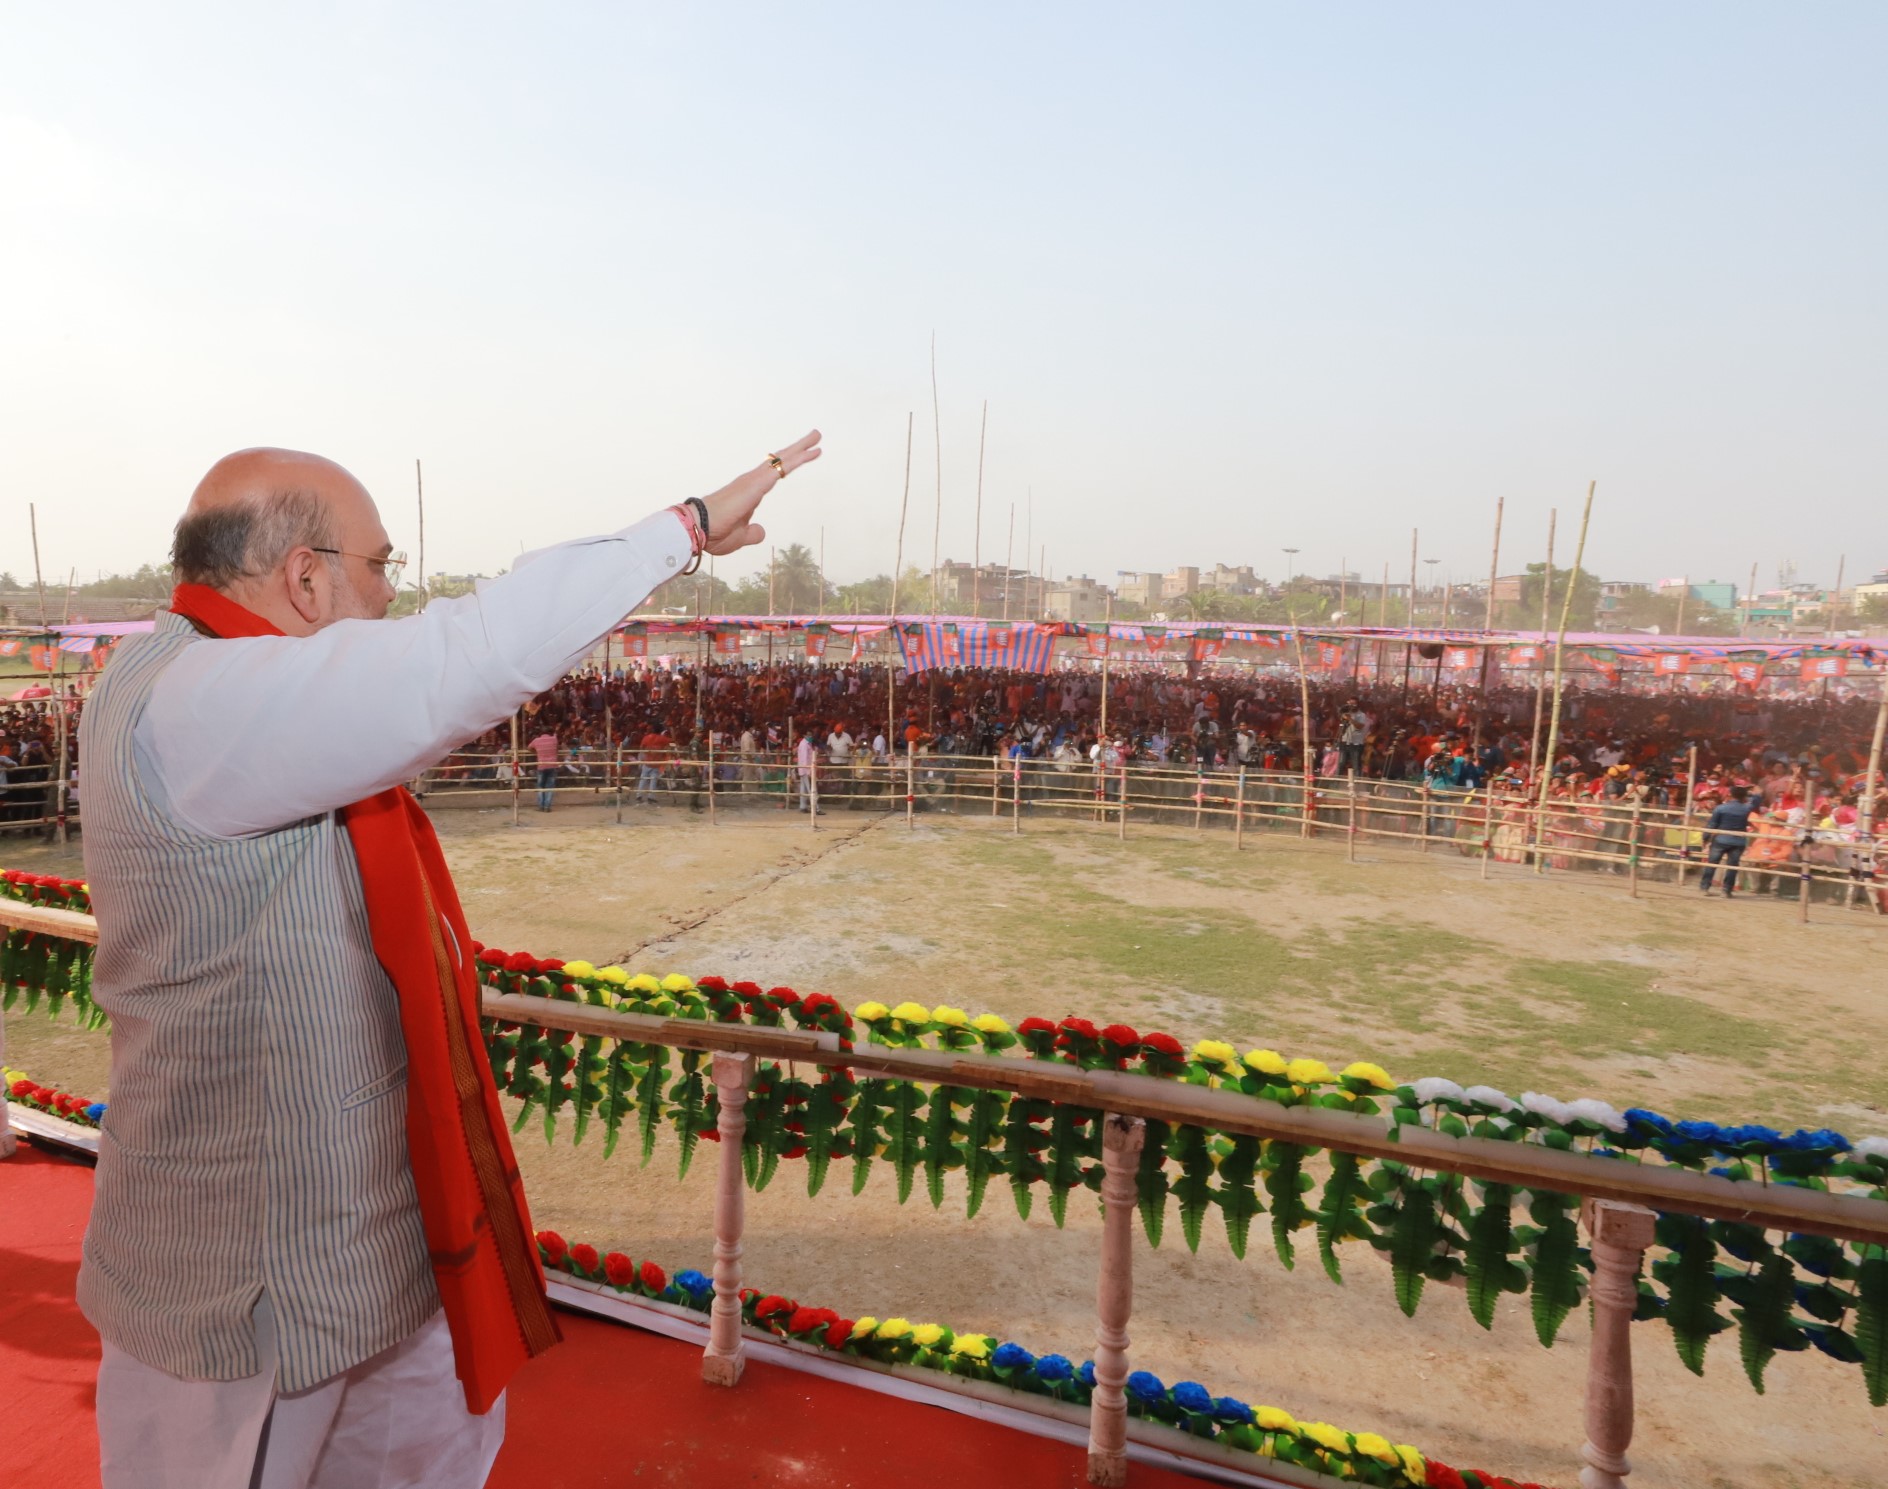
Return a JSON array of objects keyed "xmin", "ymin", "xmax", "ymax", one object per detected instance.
[
  {"xmin": 104, "ymin": 742, "xmax": 1878, "ymax": 916},
  {"xmin": 6, "ymin": 899, "xmax": 1887, "ymax": 1489}
]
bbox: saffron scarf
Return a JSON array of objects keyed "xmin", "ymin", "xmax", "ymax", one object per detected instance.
[{"xmin": 167, "ymin": 583, "xmax": 559, "ymax": 1411}]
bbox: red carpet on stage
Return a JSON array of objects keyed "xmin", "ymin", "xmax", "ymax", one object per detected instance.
[{"xmin": 2, "ymin": 1141, "xmax": 1200, "ymax": 1488}]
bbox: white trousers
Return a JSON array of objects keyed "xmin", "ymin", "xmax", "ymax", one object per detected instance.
[{"xmin": 97, "ymin": 1303, "xmax": 506, "ymax": 1489}]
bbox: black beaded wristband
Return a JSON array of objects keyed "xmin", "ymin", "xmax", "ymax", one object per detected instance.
[{"xmin": 685, "ymin": 496, "xmax": 711, "ymax": 547}]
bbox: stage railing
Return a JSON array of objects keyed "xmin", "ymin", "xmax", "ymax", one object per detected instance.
[{"xmin": 5, "ymin": 899, "xmax": 1885, "ymax": 1489}]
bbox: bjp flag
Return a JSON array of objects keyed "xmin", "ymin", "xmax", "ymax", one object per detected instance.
[
  {"xmin": 1317, "ymin": 641, "xmax": 1346, "ymax": 670},
  {"xmin": 29, "ymin": 645, "xmax": 56, "ymax": 672},
  {"xmin": 713, "ymin": 629, "xmax": 742, "ymax": 657},
  {"xmin": 849, "ymin": 632, "xmax": 868, "ymax": 662},
  {"xmin": 1086, "ymin": 632, "xmax": 1111, "ymax": 657},
  {"xmin": 1192, "ymin": 637, "xmax": 1224, "ymax": 663},
  {"xmin": 1654, "ymin": 652, "xmax": 1690, "ymax": 675},
  {"xmin": 805, "ymin": 629, "xmax": 829, "ymax": 660},
  {"xmin": 1800, "ymin": 654, "xmax": 1848, "ymax": 680},
  {"xmin": 1444, "ymin": 646, "xmax": 1478, "ymax": 670},
  {"xmin": 1729, "ymin": 659, "xmax": 1764, "ymax": 686}
]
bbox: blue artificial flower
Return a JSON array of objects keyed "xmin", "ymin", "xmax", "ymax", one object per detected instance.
[
  {"xmin": 1674, "ymin": 1119, "xmax": 1722, "ymax": 1145},
  {"xmin": 1034, "ymin": 1354, "xmax": 1074, "ymax": 1383},
  {"xmin": 1172, "ymin": 1381, "xmax": 1214, "ymax": 1414},
  {"xmin": 1719, "ymin": 1124, "xmax": 1783, "ymax": 1151},
  {"xmin": 1126, "ymin": 1371, "xmax": 1167, "ymax": 1404},
  {"xmin": 1212, "ymin": 1396, "xmax": 1255, "ymax": 1425},
  {"xmin": 84, "ymin": 1102, "xmax": 107, "ymax": 1122},
  {"xmin": 991, "ymin": 1343, "xmax": 1034, "ymax": 1373},
  {"xmin": 1782, "ymin": 1127, "xmax": 1852, "ymax": 1154},
  {"xmin": 1078, "ymin": 1360, "xmax": 1097, "ymax": 1390},
  {"xmin": 674, "ymin": 1269, "xmax": 713, "ymax": 1298},
  {"xmin": 1624, "ymin": 1108, "xmax": 1674, "ymax": 1136},
  {"xmin": 1707, "ymin": 1165, "xmax": 1742, "ymax": 1181}
]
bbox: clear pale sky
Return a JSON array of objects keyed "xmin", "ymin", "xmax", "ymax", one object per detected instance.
[{"xmin": 3, "ymin": 3, "xmax": 1881, "ymax": 597}]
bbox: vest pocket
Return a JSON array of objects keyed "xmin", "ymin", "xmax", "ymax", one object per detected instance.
[{"xmin": 339, "ymin": 1064, "xmax": 410, "ymax": 1110}]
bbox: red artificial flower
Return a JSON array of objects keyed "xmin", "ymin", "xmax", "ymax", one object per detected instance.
[
  {"xmin": 716, "ymin": 1006, "xmax": 744, "ymax": 1022},
  {"xmin": 699, "ymin": 1128, "xmax": 721, "ymax": 1142},
  {"xmin": 697, "ymin": 976, "xmax": 730, "ymax": 992},
  {"xmin": 638, "ymin": 1260, "xmax": 667, "ymax": 1294},
  {"xmin": 503, "ymin": 951, "xmax": 538, "ymax": 973},
  {"xmin": 10, "ymin": 1079, "xmax": 35, "ymax": 1098},
  {"xmin": 739, "ymin": 1288, "xmax": 760, "ymax": 1305},
  {"xmin": 536, "ymin": 1230, "xmax": 568, "ymax": 1265},
  {"xmin": 477, "ymin": 947, "xmax": 507, "ymax": 965},
  {"xmin": 782, "ymin": 1146, "xmax": 808, "ymax": 1160},
  {"xmin": 604, "ymin": 1251, "xmax": 636, "ymax": 1287},
  {"xmin": 801, "ymin": 992, "xmax": 837, "ymax": 1012},
  {"xmin": 1058, "ymin": 1017, "xmax": 1099, "ymax": 1039},
  {"xmin": 731, "ymin": 980, "xmax": 763, "ymax": 997},
  {"xmin": 470, "ymin": 940, "xmax": 485, "ymax": 957},
  {"xmin": 1140, "ymin": 1031, "xmax": 1184, "ymax": 1056},
  {"xmin": 767, "ymin": 986, "xmax": 800, "ymax": 1006},
  {"xmin": 1425, "ymin": 1466, "xmax": 1467, "ymax": 1489},
  {"xmin": 1018, "ymin": 1017, "xmax": 1058, "ymax": 1035},
  {"xmin": 539, "ymin": 958, "xmax": 565, "ymax": 973},
  {"xmin": 569, "ymin": 1243, "xmax": 599, "ymax": 1275},
  {"xmin": 1100, "ymin": 1024, "xmax": 1140, "ymax": 1046},
  {"xmin": 753, "ymin": 1294, "xmax": 794, "ymax": 1321},
  {"xmin": 786, "ymin": 1307, "xmax": 827, "ymax": 1335},
  {"xmin": 824, "ymin": 1317, "xmax": 855, "ymax": 1349}
]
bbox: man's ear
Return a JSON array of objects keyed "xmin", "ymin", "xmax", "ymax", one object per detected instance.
[{"xmin": 283, "ymin": 547, "xmax": 325, "ymax": 627}]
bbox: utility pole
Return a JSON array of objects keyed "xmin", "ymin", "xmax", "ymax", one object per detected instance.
[
  {"xmin": 1484, "ymin": 496, "xmax": 1504, "ymax": 631},
  {"xmin": 971, "ymin": 399, "xmax": 987, "ymax": 617}
]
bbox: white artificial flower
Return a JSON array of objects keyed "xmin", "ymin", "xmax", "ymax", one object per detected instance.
[
  {"xmin": 1521, "ymin": 1091, "xmax": 1576, "ymax": 1126},
  {"xmin": 1463, "ymin": 1085, "xmax": 1518, "ymax": 1113},
  {"xmin": 1566, "ymin": 1098, "xmax": 1628, "ymax": 1134},
  {"xmin": 1854, "ymin": 1135, "xmax": 1888, "ymax": 1160},
  {"xmin": 1412, "ymin": 1077, "xmax": 1466, "ymax": 1105}
]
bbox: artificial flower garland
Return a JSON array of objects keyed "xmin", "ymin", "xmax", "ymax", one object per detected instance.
[
  {"xmin": 532, "ymin": 1229, "xmax": 1553, "ymax": 1489},
  {"xmin": 468, "ymin": 946, "xmax": 1888, "ymax": 1408},
  {"xmin": 4, "ymin": 911, "xmax": 1882, "ymax": 1410},
  {"xmin": 3, "ymin": 1066, "xmax": 106, "ymax": 1127}
]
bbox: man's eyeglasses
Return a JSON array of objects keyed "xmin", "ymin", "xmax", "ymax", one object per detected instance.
[{"xmin": 313, "ymin": 548, "xmax": 409, "ymax": 588}]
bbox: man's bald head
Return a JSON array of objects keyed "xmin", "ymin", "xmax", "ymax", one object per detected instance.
[{"xmin": 172, "ymin": 447, "xmax": 396, "ymax": 633}]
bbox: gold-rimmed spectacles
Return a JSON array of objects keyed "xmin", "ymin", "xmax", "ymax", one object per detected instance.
[{"xmin": 313, "ymin": 548, "xmax": 409, "ymax": 587}]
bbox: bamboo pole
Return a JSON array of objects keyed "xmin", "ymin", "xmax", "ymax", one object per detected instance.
[
  {"xmin": 1480, "ymin": 786, "xmax": 1495, "ymax": 879},
  {"xmin": 1534, "ymin": 483, "xmax": 1596, "ymax": 876},
  {"xmin": 819, "ymin": 526, "xmax": 826, "ymax": 618},
  {"xmin": 1675, "ymin": 745, "xmax": 1698, "ymax": 889},
  {"xmin": 1527, "ymin": 508, "xmax": 1558, "ymax": 788},
  {"xmin": 1099, "ymin": 594, "xmax": 1113, "ymax": 738},
  {"xmin": 1004, "ymin": 503, "xmax": 1015, "ymax": 623},
  {"xmin": 707, "ymin": 732, "xmax": 717, "ymax": 825},
  {"xmin": 509, "ymin": 714, "xmax": 522, "ymax": 827},
  {"xmin": 1674, "ymin": 574, "xmax": 1688, "ymax": 640},
  {"xmin": 1627, "ymin": 800, "xmax": 1643, "ymax": 898},
  {"xmin": 1347, "ymin": 772, "xmax": 1358, "ymax": 862},
  {"xmin": 972, "ymin": 400, "xmax": 987, "ymax": 617},
  {"xmin": 1012, "ymin": 754, "xmax": 1022, "ymax": 835},
  {"xmin": 30, "ymin": 503, "xmax": 48, "ymax": 627},
  {"xmin": 889, "ymin": 413, "xmax": 913, "ymax": 757},
  {"xmin": 809, "ymin": 752, "xmax": 819, "ymax": 832},
  {"xmin": 1419, "ymin": 782, "xmax": 1431, "ymax": 852},
  {"xmin": 1827, "ymin": 553, "xmax": 1845, "ymax": 638},
  {"xmin": 1484, "ymin": 496, "xmax": 1504, "ymax": 630},
  {"xmin": 1742, "ymin": 560, "xmax": 1758, "ymax": 637},
  {"xmin": 1857, "ymin": 680, "xmax": 1888, "ymax": 912},
  {"xmin": 929, "ymin": 331, "xmax": 943, "ymax": 615},
  {"xmin": 906, "ymin": 742, "xmax": 916, "ymax": 829},
  {"xmin": 1117, "ymin": 763, "xmax": 1127, "ymax": 840},
  {"xmin": 1234, "ymin": 768, "xmax": 1246, "ymax": 851},
  {"xmin": 415, "ymin": 459, "xmax": 427, "ymax": 610}
]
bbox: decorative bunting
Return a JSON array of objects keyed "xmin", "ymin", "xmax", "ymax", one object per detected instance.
[
  {"xmin": 1801, "ymin": 654, "xmax": 1848, "ymax": 680},
  {"xmin": 1653, "ymin": 652, "xmax": 1690, "ymax": 675},
  {"xmin": 713, "ymin": 629, "xmax": 742, "ymax": 657},
  {"xmin": 1443, "ymin": 646, "xmax": 1478, "ymax": 670}
]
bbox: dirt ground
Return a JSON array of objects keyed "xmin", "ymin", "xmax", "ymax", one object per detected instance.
[{"xmin": 7, "ymin": 799, "xmax": 1886, "ymax": 1487}]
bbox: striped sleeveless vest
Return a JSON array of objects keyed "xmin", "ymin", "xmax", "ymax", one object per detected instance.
[{"xmin": 77, "ymin": 611, "xmax": 437, "ymax": 1390}]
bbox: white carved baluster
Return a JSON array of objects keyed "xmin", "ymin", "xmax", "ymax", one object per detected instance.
[
  {"xmin": 1580, "ymin": 1198, "xmax": 1656, "ymax": 1488},
  {"xmin": 701, "ymin": 1050, "xmax": 757, "ymax": 1386},
  {"xmin": 1087, "ymin": 1113, "xmax": 1146, "ymax": 1487}
]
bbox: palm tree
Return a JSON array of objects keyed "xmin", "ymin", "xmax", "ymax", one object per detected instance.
[{"xmin": 770, "ymin": 543, "xmax": 824, "ymax": 613}]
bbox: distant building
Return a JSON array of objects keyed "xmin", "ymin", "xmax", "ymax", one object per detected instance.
[
  {"xmin": 1598, "ymin": 580, "xmax": 1650, "ymax": 615},
  {"xmin": 1044, "ymin": 575, "xmax": 1113, "ymax": 624},
  {"xmin": 938, "ymin": 560, "xmax": 1032, "ymax": 618},
  {"xmin": 1115, "ymin": 570, "xmax": 1165, "ymax": 607},
  {"xmin": 1161, "ymin": 566, "xmax": 1200, "ymax": 599},
  {"xmin": 1199, "ymin": 563, "xmax": 1259, "ymax": 595},
  {"xmin": 1657, "ymin": 579, "xmax": 1738, "ymax": 612}
]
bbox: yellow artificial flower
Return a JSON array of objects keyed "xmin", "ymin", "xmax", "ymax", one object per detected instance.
[
  {"xmin": 620, "ymin": 970, "xmax": 655, "ymax": 989},
  {"xmin": 971, "ymin": 1013, "xmax": 1011, "ymax": 1035},
  {"xmin": 1191, "ymin": 1039, "xmax": 1238, "ymax": 1066},
  {"xmin": 930, "ymin": 1006, "xmax": 970, "ymax": 1027},
  {"xmin": 1255, "ymin": 1406, "xmax": 1298, "ymax": 1433},
  {"xmin": 1352, "ymin": 1432, "xmax": 1398, "ymax": 1464},
  {"xmin": 661, "ymin": 973, "xmax": 695, "ymax": 993},
  {"xmin": 1395, "ymin": 1446, "xmax": 1425, "ymax": 1477},
  {"xmin": 874, "ymin": 1318, "xmax": 912, "ymax": 1340},
  {"xmin": 1301, "ymin": 1422, "xmax": 1352, "ymax": 1453},
  {"xmin": 851, "ymin": 1317, "xmax": 879, "ymax": 1339},
  {"xmin": 1341, "ymin": 1061, "xmax": 1394, "ymax": 1091},
  {"xmin": 890, "ymin": 1000, "xmax": 932, "ymax": 1023},
  {"xmin": 560, "ymin": 960, "xmax": 597, "ymax": 979},
  {"xmin": 1286, "ymin": 1058, "xmax": 1332, "ymax": 1086},
  {"xmin": 1244, "ymin": 1048, "xmax": 1289, "ymax": 1077},
  {"xmin": 911, "ymin": 1323, "xmax": 946, "ymax": 1347},
  {"xmin": 855, "ymin": 1001, "xmax": 891, "ymax": 1022},
  {"xmin": 950, "ymin": 1335, "xmax": 992, "ymax": 1359}
]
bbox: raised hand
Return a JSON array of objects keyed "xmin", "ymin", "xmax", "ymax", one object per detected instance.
[{"xmin": 700, "ymin": 430, "xmax": 822, "ymax": 555}]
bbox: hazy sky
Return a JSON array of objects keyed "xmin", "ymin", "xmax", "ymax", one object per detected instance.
[{"xmin": 3, "ymin": 3, "xmax": 1882, "ymax": 599}]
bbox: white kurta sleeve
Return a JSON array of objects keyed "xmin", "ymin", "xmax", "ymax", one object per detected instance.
[{"xmin": 141, "ymin": 510, "xmax": 694, "ymax": 838}]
